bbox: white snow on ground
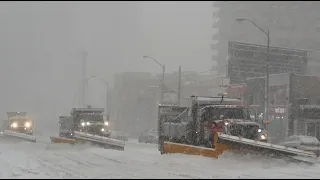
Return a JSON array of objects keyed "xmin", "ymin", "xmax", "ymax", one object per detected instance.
[{"xmin": 0, "ymin": 136, "xmax": 320, "ymax": 179}]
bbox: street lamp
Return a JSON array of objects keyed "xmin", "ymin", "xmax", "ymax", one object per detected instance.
[
  {"xmin": 236, "ymin": 18, "xmax": 270, "ymax": 129},
  {"xmin": 143, "ymin": 55, "xmax": 165, "ymax": 104},
  {"xmin": 85, "ymin": 76, "xmax": 109, "ymax": 115}
]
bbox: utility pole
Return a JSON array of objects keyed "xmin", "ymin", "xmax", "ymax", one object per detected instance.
[
  {"xmin": 177, "ymin": 66, "xmax": 181, "ymax": 106},
  {"xmin": 221, "ymin": 77, "xmax": 224, "ymax": 87},
  {"xmin": 81, "ymin": 51, "xmax": 88, "ymax": 108}
]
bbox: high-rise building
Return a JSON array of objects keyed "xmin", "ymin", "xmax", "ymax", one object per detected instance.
[{"xmin": 212, "ymin": 1, "xmax": 320, "ymax": 76}]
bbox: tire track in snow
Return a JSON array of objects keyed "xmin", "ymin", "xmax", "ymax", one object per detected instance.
[{"xmin": 36, "ymin": 156, "xmax": 88, "ymax": 179}]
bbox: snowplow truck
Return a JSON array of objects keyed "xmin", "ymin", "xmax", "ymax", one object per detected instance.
[
  {"xmin": 0, "ymin": 112, "xmax": 36, "ymax": 142},
  {"xmin": 50, "ymin": 107, "xmax": 125, "ymax": 150},
  {"xmin": 158, "ymin": 95, "xmax": 317, "ymax": 164}
]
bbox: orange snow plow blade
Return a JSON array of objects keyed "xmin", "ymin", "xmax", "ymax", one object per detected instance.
[
  {"xmin": 163, "ymin": 134, "xmax": 230, "ymax": 159},
  {"xmin": 162, "ymin": 133, "xmax": 317, "ymax": 164},
  {"xmin": 50, "ymin": 136, "xmax": 76, "ymax": 144}
]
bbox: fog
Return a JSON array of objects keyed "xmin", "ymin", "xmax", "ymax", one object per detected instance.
[{"xmin": 0, "ymin": 2, "xmax": 213, "ymax": 134}]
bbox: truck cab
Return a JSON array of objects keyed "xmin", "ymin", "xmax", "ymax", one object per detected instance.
[
  {"xmin": 5, "ymin": 112, "xmax": 34, "ymax": 135},
  {"xmin": 71, "ymin": 107, "xmax": 111, "ymax": 137}
]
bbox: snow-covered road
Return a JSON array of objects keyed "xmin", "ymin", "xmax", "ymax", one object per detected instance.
[{"xmin": 0, "ymin": 137, "xmax": 320, "ymax": 179}]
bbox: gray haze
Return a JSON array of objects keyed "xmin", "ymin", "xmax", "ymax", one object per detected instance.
[{"xmin": 0, "ymin": 2, "xmax": 213, "ymax": 134}]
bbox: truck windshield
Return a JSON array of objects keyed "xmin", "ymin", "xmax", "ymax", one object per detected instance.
[
  {"xmin": 220, "ymin": 108, "xmax": 245, "ymax": 119},
  {"xmin": 205, "ymin": 107, "xmax": 246, "ymax": 120},
  {"xmin": 10, "ymin": 118, "xmax": 29, "ymax": 123},
  {"xmin": 77, "ymin": 114, "xmax": 103, "ymax": 122}
]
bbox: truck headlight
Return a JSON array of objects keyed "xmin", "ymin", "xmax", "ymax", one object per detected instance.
[
  {"xmin": 260, "ymin": 135, "xmax": 266, "ymax": 140},
  {"xmin": 11, "ymin": 123, "xmax": 18, "ymax": 128},
  {"xmin": 81, "ymin": 122, "xmax": 85, "ymax": 126},
  {"xmin": 86, "ymin": 122, "xmax": 90, "ymax": 126},
  {"xmin": 101, "ymin": 128, "xmax": 105, "ymax": 132},
  {"xmin": 104, "ymin": 121, "xmax": 109, "ymax": 126},
  {"xmin": 25, "ymin": 122, "xmax": 31, "ymax": 128}
]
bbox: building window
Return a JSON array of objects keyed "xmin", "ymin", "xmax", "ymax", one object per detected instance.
[{"xmin": 307, "ymin": 123, "xmax": 316, "ymax": 137}]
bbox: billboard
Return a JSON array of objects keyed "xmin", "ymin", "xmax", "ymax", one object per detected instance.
[{"xmin": 228, "ymin": 41, "xmax": 310, "ymax": 84}]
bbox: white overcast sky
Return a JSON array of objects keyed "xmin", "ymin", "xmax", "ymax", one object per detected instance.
[{"xmin": 0, "ymin": 1, "xmax": 214, "ymax": 133}]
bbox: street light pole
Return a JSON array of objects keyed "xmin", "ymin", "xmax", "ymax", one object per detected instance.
[
  {"xmin": 177, "ymin": 66, "xmax": 181, "ymax": 106},
  {"xmin": 236, "ymin": 18, "xmax": 270, "ymax": 129},
  {"xmin": 265, "ymin": 30, "xmax": 270, "ymax": 128},
  {"xmin": 161, "ymin": 64, "xmax": 165, "ymax": 104},
  {"xmin": 143, "ymin": 56, "xmax": 165, "ymax": 104}
]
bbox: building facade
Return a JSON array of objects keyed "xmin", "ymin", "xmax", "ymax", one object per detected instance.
[
  {"xmin": 212, "ymin": 1, "xmax": 320, "ymax": 76},
  {"xmin": 246, "ymin": 73, "xmax": 320, "ymax": 143}
]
